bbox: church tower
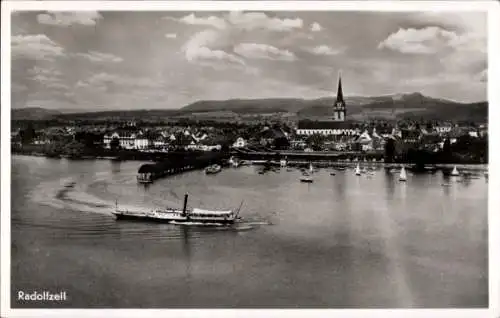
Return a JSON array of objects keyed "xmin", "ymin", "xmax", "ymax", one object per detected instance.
[{"xmin": 333, "ymin": 72, "xmax": 346, "ymax": 122}]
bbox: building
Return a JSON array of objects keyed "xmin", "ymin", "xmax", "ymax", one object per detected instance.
[
  {"xmin": 134, "ymin": 133, "xmax": 150, "ymax": 150},
  {"xmin": 232, "ymin": 137, "xmax": 247, "ymax": 148},
  {"xmin": 296, "ymin": 72, "xmax": 356, "ymax": 136},
  {"xmin": 333, "ymin": 73, "xmax": 346, "ymax": 122},
  {"xmin": 103, "ymin": 127, "xmax": 139, "ymax": 149}
]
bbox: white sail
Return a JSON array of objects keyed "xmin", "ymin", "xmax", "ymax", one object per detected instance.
[
  {"xmin": 355, "ymin": 164, "xmax": 361, "ymax": 175},
  {"xmin": 451, "ymin": 165, "xmax": 459, "ymax": 176},
  {"xmin": 309, "ymin": 163, "xmax": 314, "ymax": 173},
  {"xmin": 399, "ymin": 166, "xmax": 407, "ymax": 181}
]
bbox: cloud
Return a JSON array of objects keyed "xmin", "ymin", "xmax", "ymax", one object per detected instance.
[
  {"xmin": 12, "ymin": 34, "xmax": 65, "ymax": 61},
  {"xmin": 76, "ymin": 72, "xmax": 163, "ymax": 90},
  {"xmin": 378, "ymin": 27, "xmax": 457, "ymax": 54},
  {"xmin": 28, "ymin": 66, "xmax": 63, "ymax": 77},
  {"xmin": 165, "ymin": 33, "xmax": 177, "ymax": 39},
  {"xmin": 228, "ymin": 11, "xmax": 303, "ymax": 32},
  {"xmin": 167, "ymin": 12, "xmax": 304, "ymax": 32},
  {"xmin": 234, "ymin": 43, "xmax": 296, "ymax": 61},
  {"xmin": 74, "ymin": 51, "xmax": 123, "ymax": 63},
  {"xmin": 307, "ymin": 45, "xmax": 344, "ymax": 56},
  {"xmin": 37, "ymin": 11, "xmax": 102, "ymax": 26},
  {"xmin": 182, "ymin": 30, "xmax": 245, "ymax": 66},
  {"xmin": 177, "ymin": 13, "xmax": 227, "ymax": 30},
  {"xmin": 27, "ymin": 66, "xmax": 68, "ymax": 90},
  {"xmin": 310, "ymin": 22, "xmax": 322, "ymax": 32}
]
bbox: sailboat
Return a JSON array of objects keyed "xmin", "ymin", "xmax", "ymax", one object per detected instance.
[
  {"xmin": 399, "ymin": 166, "xmax": 407, "ymax": 182},
  {"xmin": 451, "ymin": 165, "xmax": 460, "ymax": 176},
  {"xmin": 355, "ymin": 164, "xmax": 361, "ymax": 176},
  {"xmin": 309, "ymin": 163, "xmax": 314, "ymax": 174}
]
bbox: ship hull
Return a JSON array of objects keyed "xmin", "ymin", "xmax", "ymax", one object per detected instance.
[{"xmin": 112, "ymin": 212, "xmax": 236, "ymax": 224}]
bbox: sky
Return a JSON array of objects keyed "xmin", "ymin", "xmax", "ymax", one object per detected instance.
[{"xmin": 10, "ymin": 10, "xmax": 488, "ymax": 111}]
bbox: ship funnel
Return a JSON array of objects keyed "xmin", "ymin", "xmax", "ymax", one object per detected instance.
[{"xmin": 182, "ymin": 193, "xmax": 189, "ymax": 216}]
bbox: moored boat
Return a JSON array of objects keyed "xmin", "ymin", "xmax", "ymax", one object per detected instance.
[
  {"xmin": 205, "ymin": 164, "xmax": 222, "ymax": 174},
  {"xmin": 451, "ymin": 165, "xmax": 460, "ymax": 176},
  {"xmin": 399, "ymin": 166, "xmax": 407, "ymax": 182},
  {"xmin": 355, "ymin": 164, "xmax": 361, "ymax": 176},
  {"xmin": 300, "ymin": 176, "xmax": 314, "ymax": 183}
]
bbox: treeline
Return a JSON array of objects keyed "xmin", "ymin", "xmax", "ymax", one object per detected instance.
[{"xmin": 384, "ymin": 135, "xmax": 488, "ymax": 165}]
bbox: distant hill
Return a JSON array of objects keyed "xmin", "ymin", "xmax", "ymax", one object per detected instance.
[
  {"xmin": 182, "ymin": 92, "xmax": 487, "ymax": 121},
  {"xmin": 12, "ymin": 107, "xmax": 62, "ymax": 120},
  {"xmin": 10, "ymin": 92, "xmax": 488, "ymax": 122}
]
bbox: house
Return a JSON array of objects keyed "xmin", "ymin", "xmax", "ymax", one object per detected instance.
[
  {"xmin": 354, "ymin": 130, "xmax": 373, "ymax": 152},
  {"xmin": 147, "ymin": 132, "xmax": 168, "ymax": 150},
  {"xmin": 258, "ymin": 127, "xmax": 290, "ymax": 149},
  {"xmin": 478, "ymin": 124, "xmax": 488, "ymax": 137},
  {"xmin": 134, "ymin": 133, "xmax": 150, "ymax": 150},
  {"xmin": 33, "ymin": 132, "xmax": 51, "ymax": 145},
  {"xmin": 434, "ymin": 123, "xmax": 453, "ymax": 134},
  {"xmin": 11, "ymin": 131, "xmax": 22, "ymax": 146},
  {"xmin": 103, "ymin": 128, "xmax": 138, "ymax": 149},
  {"xmin": 401, "ymin": 129, "xmax": 421, "ymax": 143},
  {"xmin": 232, "ymin": 137, "xmax": 247, "ymax": 149}
]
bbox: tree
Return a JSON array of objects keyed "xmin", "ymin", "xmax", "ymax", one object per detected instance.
[
  {"xmin": 306, "ymin": 134, "xmax": 326, "ymax": 151},
  {"xmin": 20, "ymin": 124, "xmax": 36, "ymax": 145},
  {"xmin": 442, "ymin": 138, "xmax": 452, "ymax": 163},
  {"xmin": 110, "ymin": 137, "xmax": 120, "ymax": 150},
  {"xmin": 384, "ymin": 138, "xmax": 396, "ymax": 163}
]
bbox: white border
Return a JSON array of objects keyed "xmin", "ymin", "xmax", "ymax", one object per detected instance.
[{"xmin": 1, "ymin": 1, "xmax": 499, "ymax": 318}]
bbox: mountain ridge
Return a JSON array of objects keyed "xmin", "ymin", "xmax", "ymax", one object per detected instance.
[{"xmin": 11, "ymin": 92, "xmax": 487, "ymax": 122}]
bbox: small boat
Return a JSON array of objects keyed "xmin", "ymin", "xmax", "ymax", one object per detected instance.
[
  {"xmin": 205, "ymin": 164, "xmax": 222, "ymax": 174},
  {"xmin": 330, "ymin": 172, "xmax": 336, "ymax": 176},
  {"xmin": 451, "ymin": 166, "xmax": 460, "ymax": 176},
  {"xmin": 399, "ymin": 166, "xmax": 407, "ymax": 182},
  {"xmin": 336, "ymin": 166, "xmax": 346, "ymax": 171},
  {"xmin": 355, "ymin": 164, "xmax": 361, "ymax": 176},
  {"xmin": 309, "ymin": 163, "xmax": 314, "ymax": 174},
  {"xmin": 300, "ymin": 176, "xmax": 314, "ymax": 183},
  {"xmin": 286, "ymin": 168, "xmax": 294, "ymax": 172},
  {"xmin": 64, "ymin": 181, "xmax": 76, "ymax": 188}
]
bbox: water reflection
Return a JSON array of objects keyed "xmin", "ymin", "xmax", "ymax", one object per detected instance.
[
  {"xmin": 181, "ymin": 226, "xmax": 192, "ymax": 275},
  {"xmin": 385, "ymin": 172, "xmax": 396, "ymax": 200},
  {"xmin": 111, "ymin": 161, "xmax": 121, "ymax": 174}
]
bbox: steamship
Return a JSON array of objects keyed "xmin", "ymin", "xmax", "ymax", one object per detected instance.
[{"xmin": 112, "ymin": 193, "xmax": 243, "ymax": 225}]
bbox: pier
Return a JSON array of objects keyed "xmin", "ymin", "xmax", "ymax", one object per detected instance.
[
  {"xmin": 137, "ymin": 152, "xmax": 228, "ymax": 183},
  {"xmin": 231, "ymin": 148, "xmax": 385, "ymax": 162}
]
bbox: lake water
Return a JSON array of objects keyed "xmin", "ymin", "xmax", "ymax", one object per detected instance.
[{"xmin": 11, "ymin": 155, "xmax": 488, "ymax": 308}]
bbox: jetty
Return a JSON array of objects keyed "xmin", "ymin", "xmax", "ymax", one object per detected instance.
[{"xmin": 137, "ymin": 152, "xmax": 228, "ymax": 183}]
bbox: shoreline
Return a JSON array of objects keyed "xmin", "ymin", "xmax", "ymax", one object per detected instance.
[{"xmin": 12, "ymin": 153, "xmax": 488, "ymax": 171}]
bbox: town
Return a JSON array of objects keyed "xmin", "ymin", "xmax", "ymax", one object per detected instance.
[
  {"xmin": 11, "ymin": 112, "xmax": 488, "ymax": 165},
  {"xmin": 11, "ymin": 76, "xmax": 488, "ymax": 166}
]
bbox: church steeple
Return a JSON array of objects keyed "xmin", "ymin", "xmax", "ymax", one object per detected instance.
[
  {"xmin": 333, "ymin": 71, "xmax": 346, "ymax": 122},
  {"xmin": 336, "ymin": 72, "xmax": 344, "ymax": 104}
]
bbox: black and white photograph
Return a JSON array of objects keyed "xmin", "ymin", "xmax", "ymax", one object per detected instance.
[{"xmin": 1, "ymin": 1, "xmax": 499, "ymax": 317}]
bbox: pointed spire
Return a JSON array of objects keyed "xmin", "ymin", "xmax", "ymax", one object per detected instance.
[{"xmin": 336, "ymin": 70, "xmax": 344, "ymax": 103}]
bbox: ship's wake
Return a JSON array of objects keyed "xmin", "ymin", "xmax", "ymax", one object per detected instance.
[{"xmin": 27, "ymin": 173, "xmax": 272, "ymax": 235}]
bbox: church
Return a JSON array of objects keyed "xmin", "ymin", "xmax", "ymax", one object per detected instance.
[{"xmin": 295, "ymin": 74, "xmax": 357, "ymax": 136}]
